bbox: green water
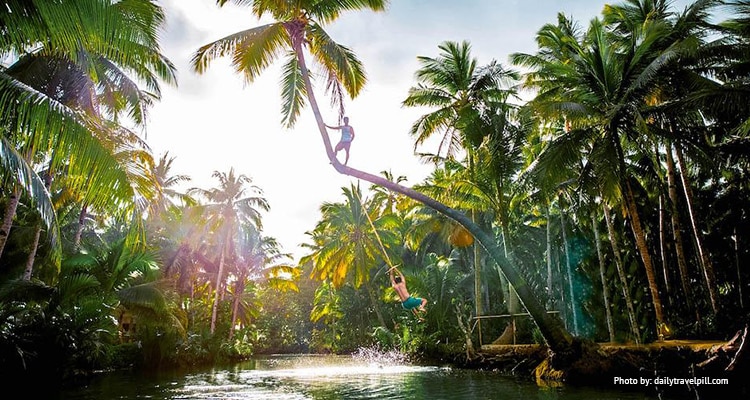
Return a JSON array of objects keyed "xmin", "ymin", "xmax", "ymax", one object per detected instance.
[{"xmin": 54, "ymin": 353, "xmax": 729, "ymax": 399}]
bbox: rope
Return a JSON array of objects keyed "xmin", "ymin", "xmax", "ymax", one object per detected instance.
[{"xmin": 351, "ymin": 181, "xmax": 399, "ymax": 275}]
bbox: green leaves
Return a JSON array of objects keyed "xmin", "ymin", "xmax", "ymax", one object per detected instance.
[{"xmin": 196, "ymin": 0, "xmax": 386, "ymax": 128}]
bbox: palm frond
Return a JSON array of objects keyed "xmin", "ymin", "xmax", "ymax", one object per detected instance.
[
  {"xmin": 279, "ymin": 51, "xmax": 308, "ymax": 127},
  {"xmin": 308, "ymin": 22, "xmax": 367, "ymax": 98},
  {"xmin": 0, "ymin": 137, "xmax": 59, "ymax": 250},
  {"xmin": 191, "ymin": 22, "xmax": 288, "ymax": 82}
]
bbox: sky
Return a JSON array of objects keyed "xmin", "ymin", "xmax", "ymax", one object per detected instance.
[{"xmin": 145, "ymin": 0, "xmax": 695, "ymax": 261}]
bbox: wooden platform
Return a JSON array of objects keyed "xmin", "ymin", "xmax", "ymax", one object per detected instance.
[{"xmin": 480, "ymin": 340, "xmax": 726, "ymax": 354}]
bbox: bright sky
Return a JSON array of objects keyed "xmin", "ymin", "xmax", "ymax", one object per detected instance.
[{"xmin": 146, "ymin": 0, "xmax": 694, "ymax": 261}]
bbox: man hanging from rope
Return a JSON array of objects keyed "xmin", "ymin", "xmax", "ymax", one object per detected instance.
[{"xmin": 389, "ymin": 266, "xmax": 427, "ymax": 320}]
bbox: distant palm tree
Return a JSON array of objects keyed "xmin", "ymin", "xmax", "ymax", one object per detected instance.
[
  {"xmin": 228, "ymin": 223, "xmax": 296, "ymax": 340},
  {"xmin": 149, "ymin": 152, "xmax": 195, "ymax": 218},
  {"xmin": 189, "ymin": 168, "xmax": 270, "ymax": 334},
  {"xmin": 402, "ymin": 40, "xmax": 518, "ymax": 163}
]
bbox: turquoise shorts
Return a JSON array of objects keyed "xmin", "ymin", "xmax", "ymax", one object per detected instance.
[{"xmin": 401, "ymin": 296, "xmax": 423, "ymax": 310}]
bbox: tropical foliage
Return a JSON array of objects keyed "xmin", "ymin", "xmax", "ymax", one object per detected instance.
[{"xmin": 2, "ymin": 0, "xmax": 750, "ymax": 390}]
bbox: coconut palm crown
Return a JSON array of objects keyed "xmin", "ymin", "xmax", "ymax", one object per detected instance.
[{"xmin": 192, "ymin": 0, "xmax": 388, "ymax": 127}]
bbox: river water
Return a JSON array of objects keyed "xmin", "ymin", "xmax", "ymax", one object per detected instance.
[{"xmin": 56, "ymin": 352, "xmax": 705, "ymax": 399}]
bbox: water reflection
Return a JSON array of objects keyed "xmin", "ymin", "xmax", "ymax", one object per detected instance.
[{"xmin": 59, "ymin": 353, "xmax": 667, "ymax": 399}]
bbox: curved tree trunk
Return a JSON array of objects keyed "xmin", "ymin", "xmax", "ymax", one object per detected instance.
[{"xmin": 292, "ymin": 42, "xmax": 573, "ymax": 356}]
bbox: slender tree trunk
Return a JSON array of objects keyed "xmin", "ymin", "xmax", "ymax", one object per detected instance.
[
  {"xmin": 658, "ymin": 195, "xmax": 671, "ymax": 294},
  {"xmin": 292, "ymin": 41, "xmax": 573, "ymax": 355},
  {"xmin": 210, "ymin": 238, "xmax": 230, "ymax": 334},
  {"xmin": 454, "ymin": 302, "xmax": 476, "ymax": 361},
  {"xmin": 560, "ymin": 207, "xmax": 579, "ymax": 336},
  {"xmin": 23, "ymin": 224, "xmax": 42, "ymax": 280},
  {"xmin": 674, "ymin": 143, "xmax": 719, "ymax": 314},
  {"xmin": 473, "ymin": 224, "xmax": 483, "ymax": 345},
  {"xmin": 496, "ymin": 224, "xmax": 520, "ymax": 345},
  {"xmin": 603, "ymin": 203, "xmax": 640, "ymax": 344},
  {"xmin": 592, "ymin": 213, "xmax": 615, "ymax": 342},
  {"xmin": 229, "ymin": 273, "xmax": 246, "ymax": 340},
  {"xmin": 665, "ymin": 144, "xmax": 694, "ymax": 308},
  {"xmin": 0, "ymin": 188, "xmax": 20, "ymax": 260},
  {"xmin": 546, "ymin": 204, "xmax": 554, "ymax": 305},
  {"xmin": 624, "ymin": 181, "xmax": 666, "ymax": 337},
  {"xmin": 654, "ymin": 144, "xmax": 670, "ymax": 296},
  {"xmin": 734, "ymin": 228, "xmax": 744, "ymax": 309},
  {"xmin": 73, "ymin": 204, "xmax": 88, "ymax": 253}
]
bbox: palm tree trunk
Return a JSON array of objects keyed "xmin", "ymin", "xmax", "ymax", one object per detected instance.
[
  {"xmin": 592, "ymin": 213, "xmax": 615, "ymax": 342},
  {"xmin": 73, "ymin": 204, "xmax": 88, "ymax": 252},
  {"xmin": 210, "ymin": 238, "xmax": 230, "ymax": 334},
  {"xmin": 560, "ymin": 206, "xmax": 579, "ymax": 336},
  {"xmin": 229, "ymin": 276, "xmax": 244, "ymax": 340},
  {"xmin": 665, "ymin": 144, "xmax": 694, "ymax": 308},
  {"xmin": 658, "ymin": 195, "xmax": 671, "ymax": 294},
  {"xmin": 546, "ymin": 204, "xmax": 554, "ymax": 304},
  {"xmin": 674, "ymin": 143, "xmax": 719, "ymax": 314},
  {"xmin": 602, "ymin": 202, "xmax": 640, "ymax": 344},
  {"xmin": 734, "ymin": 228, "xmax": 744, "ymax": 309},
  {"xmin": 0, "ymin": 187, "xmax": 20, "ymax": 260},
  {"xmin": 472, "ymin": 210, "xmax": 483, "ymax": 346},
  {"xmin": 654, "ymin": 145, "xmax": 670, "ymax": 296},
  {"xmin": 292, "ymin": 40, "xmax": 573, "ymax": 356},
  {"xmin": 23, "ymin": 224, "xmax": 42, "ymax": 280},
  {"xmin": 454, "ymin": 302, "xmax": 476, "ymax": 361},
  {"xmin": 624, "ymin": 181, "xmax": 666, "ymax": 337}
]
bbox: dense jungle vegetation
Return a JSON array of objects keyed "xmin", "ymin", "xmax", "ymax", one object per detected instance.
[{"xmin": 1, "ymin": 0, "xmax": 749, "ymax": 387}]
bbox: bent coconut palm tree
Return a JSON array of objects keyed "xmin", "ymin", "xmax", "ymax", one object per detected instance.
[{"xmin": 193, "ymin": 0, "xmax": 572, "ymax": 356}]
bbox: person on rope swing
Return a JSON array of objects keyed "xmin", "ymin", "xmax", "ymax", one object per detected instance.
[
  {"xmin": 325, "ymin": 116, "xmax": 355, "ymax": 165},
  {"xmin": 389, "ymin": 267, "xmax": 427, "ymax": 321}
]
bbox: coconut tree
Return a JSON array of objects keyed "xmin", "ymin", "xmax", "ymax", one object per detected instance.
[
  {"xmin": 402, "ymin": 40, "xmax": 522, "ymax": 342},
  {"xmin": 302, "ymin": 183, "xmax": 397, "ymax": 328},
  {"xmin": 0, "ymin": 0, "xmax": 176, "ymax": 265},
  {"xmin": 188, "ymin": 168, "xmax": 270, "ymax": 334},
  {"xmin": 512, "ymin": 10, "xmax": 683, "ymax": 336},
  {"xmin": 604, "ymin": 0, "xmax": 724, "ymax": 317},
  {"xmin": 193, "ymin": 0, "xmax": 572, "ymax": 355},
  {"xmin": 228, "ymin": 223, "xmax": 296, "ymax": 340}
]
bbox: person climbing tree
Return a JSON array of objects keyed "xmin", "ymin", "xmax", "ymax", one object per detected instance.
[
  {"xmin": 389, "ymin": 267, "xmax": 427, "ymax": 320},
  {"xmin": 325, "ymin": 116, "xmax": 355, "ymax": 165}
]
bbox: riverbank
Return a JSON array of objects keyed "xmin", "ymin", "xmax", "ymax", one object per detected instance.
[{"xmin": 440, "ymin": 326, "xmax": 749, "ymax": 399}]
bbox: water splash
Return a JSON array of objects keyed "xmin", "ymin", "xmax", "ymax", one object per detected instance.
[{"xmin": 351, "ymin": 346, "xmax": 410, "ymax": 366}]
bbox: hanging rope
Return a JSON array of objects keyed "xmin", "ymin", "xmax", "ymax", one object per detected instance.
[{"xmin": 352, "ymin": 181, "xmax": 400, "ymax": 275}]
